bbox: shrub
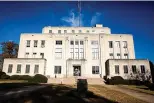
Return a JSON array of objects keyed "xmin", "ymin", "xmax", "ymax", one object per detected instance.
[
  {"xmin": 1, "ymin": 74, "xmax": 10, "ymax": 79},
  {"xmin": 0, "ymin": 72, "xmax": 6, "ymax": 79},
  {"xmin": 20, "ymin": 75, "xmax": 32, "ymax": 80},
  {"xmin": 29, "ymin": 74, "xmax": 47, "ymax": 83},
  {"xmin": 10, "ymin": 75, "xmax": 21, "ymax": 80}
]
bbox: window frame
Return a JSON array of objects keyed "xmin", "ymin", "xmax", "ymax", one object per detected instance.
[
  {"xmin": 25, "ymin": 65, "xmax": 30, "ymax": 73},
  {"xmin": 26, "ymin": 40, "xmax": 30, "ymax": 47},
  {"xmin": 16, "ymin": 64, "xmax": 21, "ymax": 73},
  {"xmin": 41, "ymin": 40, "xmax": 45, "ymax": 48},
  {"xmin": 34, "ymin": 65, "xmax": 39, "ymax": 74},
  {"xmin": 56, "ymin": 40, "xmax": 62, "ymax": 45},
  {"xmin": 8, "ymin": 64, "xmax": 13, "ymax": 73},
  {"xmin": 132, "ymin": 65, "xmax": 137, "ymax": 74},
  {"xmin": 141, "ymin": 65, "xmax": 145, "ymax": 73},
  {"xmin": 54, "ymin": 66, "xmax": 61, "ymax": 74},
  {"xmin": 92, "ymin": 66, "xmax": 99, "ymax": 74},
  {"xmin": 123, "ymin": 65, "xmax": 128, "ymax": 74},
  {"xmin": 34, "ymin": 40, "xmax": 38, "ymax": 47},
  {"xmin": 115, "ymin": 65, "xmax": 119, "ymax": 74},
  {"xmin": 109, "ymin": 41, "xmax": 113, "ymax": 48}
]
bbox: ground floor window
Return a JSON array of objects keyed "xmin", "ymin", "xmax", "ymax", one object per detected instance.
[
  {"xmin": 54, "ymin": 66, "xmax": 61, "ymax": 74},
  {"xmin": 132, "ymin": 65, "xmax": 137, "ymax": 74},
  {"xmin": 140, "ymin": 65, "xmax": 145, "ymax": 73},
  {"xmin": 123, "ymin": 65, "xmax": 128, "ymax": 74},
  {"xmin": 16, "ymin": 64, "xmax": 21, "ymax": 73},
  {"xmin": 92, "ymin": 66, "xmax": 99, "ymax": 74},
  {"xmin": 8, "ymin": 64, "xmax": 13, "ymax": 73},
  {"xmin": 115, "ymin": 65, "xmax": 119, "ymax": 74},
  {"xmin": 25, "ymin": 65, "xmax": 30, "ymax": 73},
  {"xmin": 34, "ymin": 65, "xmax": 39, "ymax": 74}
]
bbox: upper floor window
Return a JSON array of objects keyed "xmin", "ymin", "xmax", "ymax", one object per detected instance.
[
  {"xmin": 70, "ymin": 41, "xmax": 74, "ymax": 45},
  {"xmin": 116, "ymin": 41, "xmax": 120, "ymax": 48},
  {"xmin": 109, "ymin": 41, "xmax": 113, "ymax": 48},
  {"xmin": 49, "ymin": 30, "xmax": 52, "ymax": 33},
  {"xmin": 123, "ymin": 65, "xmax": 128, "ymax": 74},
  {"xmin": 115, "ymin": 65, "xmax": 119, "ymax": 74},
  {"xmin": 75, "ymin": 41, "xmax": 79, "ymax": 45},
  {"xmin": 109, "ymin": 53, "xmax": 114, "ymax": 59},
  {"xmin": 92, "ymin": 48, "xmax": 99, "ymax": 59},
  {"xmin": 80, "ymin": 41, "xmax": 84, "ymax": 45},
  {"xmin": 56, "ymin": 40, "xmax": 62, "ymax": 45},
  {"xmin": 16, "ymin": 64, "xmax": 21, "ymax": 73},
  {"xmin": 132, "ymin": 65, "xmax": 137, "ymax": 74},
  {"xmin": 41, "ymin": 40, "xmax": 45, "ymax": 48},
  {"xmin": 92, "ymin": 66, "xmax": 99, "ymax": 74},
  {"xmin": 86, "ymin": 30, "xmax": 89, "ymax": 33},
  {"xmin": 8, "ymin": 64, "xmax": 13, "ymax": 73},
  {"xmin": 92, "ymin": 30, "xmax": 95, "ymax": 32},
  {"xmin": 55, "ymin": 48, "xmax": 62, "ymax": 59},
  {"xmin": 26, "ymin": 40, "xmax": 30, "ymax": 47},
  {"xmin": 124, "ymin": 54, "xmax": 128, "ymax": 59},
  {"xmin": 58, "ymin": 30, "xmax": 61, "ymax": 34},
  {"xmin": 123, "ymin": 41, "xmax": 127, "ymax": 48},
  {"xmin": 64, "ymin": 30, "xmax": 67, "ymax": 34},
  {"xmin": 72, "ymin": 30, "xmax": 75, "ymax": 33},
  {"xmin": 40, "ymin": 53, "xmax": 44, "ymax": 58},
  {"xmin": 117, "ymin": 53, "xmax": 121, "ymax": 59},
  {"xmin": 33, "ymin": 53, "xmax": 37, "ymax": 58},
  {"xmin": 34, "ymin": 40, "xmax": 38, "ymax": 47},
  {"xmin": 79, "ymin": 30, "xmax": 82, "ymax": 33},
  {"xmin": 91, "ymin": 41, "xmax": 98, "ymax": 45},
  {"xmin": 141, "ymin": 65, "xmax": 145, "ymax": 73},
  {"xmin": 25, "ymin": 65, "xmax": 30, "ymax": 73},
  {"xmin": 25, "ymin": 52, "xmax": 29, "ymax": 58}
]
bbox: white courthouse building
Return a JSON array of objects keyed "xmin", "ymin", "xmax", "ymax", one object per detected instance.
[{"xmin": 2, "ymin": 24, "xmax": 152, "ymax": 82}]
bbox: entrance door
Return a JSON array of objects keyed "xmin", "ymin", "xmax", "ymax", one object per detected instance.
[{"xmin": 73, "ymin": 66, "xmax": 81, "ymax": 76}]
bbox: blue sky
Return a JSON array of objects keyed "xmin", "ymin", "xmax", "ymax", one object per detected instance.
[{"xmin": 0, "ymin": 1, "xmax": 154, "ymax": 62}]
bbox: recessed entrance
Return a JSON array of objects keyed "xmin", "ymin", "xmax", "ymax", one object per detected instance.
[{"xmin": 73, "ymin": 66, "xmax": 81, "ymax": 76}]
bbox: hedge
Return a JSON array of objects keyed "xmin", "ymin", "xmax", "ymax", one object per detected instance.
[{"xmin": 28, "ymin": 74, "xmax": 47, "ymax": 83}]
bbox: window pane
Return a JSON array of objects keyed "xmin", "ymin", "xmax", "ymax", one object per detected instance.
[
  {"xmin": 123, "ymin": 65, "xmax": 128, "ymax": 73},
  {"xmin": 92, "ymin": 66, "xmax": 99, "ymax": 74},
  {"xmin": 132, "ymin": 65, "xmax": 137, "ymax": 74},
  {"xmin": 64, "ymin": 30, "xmax": 67, "ymax": 33},
  {"xmin": 34, "ymin": 65, "xmax": 39, "ymax": 74},
  {"xmin": 115, "ymin": 65, "xmax": 119, "ymax": 74},
  {"xmin": 8, "ymin": 64, "xmax": 13, "ymax": 73},
  {"xmin": 56, "ymin": 40, "xmax": 62, "ymax": 45},
  {"xmin": 80, "ymin": 41, "xmax": 84, "ymax": 45},
  {"xmin": 17, "ymin": 64, "xmax": 21, "ymax": 73},
  {"xmin": 25, "ymin": 65, "xmax": 30, "ymax": 73},
  {"xmin": 58, "ymin": 30, "xmax": 61, "ymax": 34},
  {"xmin": 55, "ymin": 48, "xmax": 62, "ymax": 59},
  {"xmin": 54, "ymin": 66, "xmax": 61, "ymax": 74},
  {"xmin": 41, "ymin": 40, "xmax": 45, "ymax": 48},
  {"xmin": 123, "ymin": 41, "xmax": 127, "ymax": 48},
  {"xmin": 34, "ymin": 40, "xmax": 38, "ymax": 47},
  {"xmin": 141, "ymin": 65, "xmax": 145, "ymax": 73},
  {"xmin": 72, "ymin": 30, "xmax": 75, "ymax": 33},
  {"xmin": 26, "ymin": 40, "xmax": 30, "ymax": 47},
  {"xmin": 70, "ymin": 41, "xmax": 74, "ymax": 45},
  {"xmin": 109, "ymin": 41, "xmax": 113, "ymax": 48},
  {"xmin": 40, "ymin": 53, "xmax": 44, "ymax": 58},
  {"xmin": 75, "ymin": 41, "xmax": 79, "ymax": 45},
  {"xmin": 49, "ymin": 30, "xmax": 52, "ymax": 33},
  {"xmin": 91, "ymin": 41, "xmax": 98, "ymax": 45}
]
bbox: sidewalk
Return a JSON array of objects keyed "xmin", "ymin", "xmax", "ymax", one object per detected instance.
[{"xmin": 104, "ymin": 85, "xmax": 154, "ymax": 103}]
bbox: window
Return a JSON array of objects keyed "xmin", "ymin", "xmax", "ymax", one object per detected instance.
[
  {"xmin": 115, "ymin": 65, "xmax": 119, "ymax": 74},
  {"xmin": 70, "ymin": 48, "xmax": 74, "ymax": 59},
  {"xmin": 75, "ymin": 41, "xmax": 79, "ymax": 45},
  {"xmin": 16, "ymin": 64, "xmax": 21, "ymax": 73},
  {"xmin": 54, "ymin": 66, "xmax": 61, "ymax": 74},
  {"xmin": 116, "ymin": 41, "xmax": 120, "ymax": 48},
  {"xmin": 123, "ymin": 41, "xmax": 127, "ymax": 48},
  {"xmin": 80, "ymin": 41, "xmax": 84, "ymax": 45},
  {"xmin": 80, "ymin": 48, "xmax": 84, "ymax": 59},
  {"xmin": 26, "ymin": 40, "xmax": 30, "ymax": 47},
  {"xmin": 92, "ymin": 66, "xmax": 99, "ymax": 74},
  {"xmin": 49, "ymin": 30, "xmax": 52, "ymax": 33},
  {"xmin": 33, "ymin": 53, "xmax": 37, "ymax": 58},
  {"xmin": 72, "ymin": 30, "xmax": 75, "ymax": 33},
  {"xmin": 70, "ymin": 41, "xmax": 74, "ymax": 45},
  {"xmin": 109, "ymin": 53, "xmax": 113, "ymax": 59},
  {"xmin": 79, "ymin": 30, "xmax": 82, "ymax": 33},
  {"xmin": 117, "ymin": 53, "xmax": 121, "ymax": 59},
  {"xmin": 34, "ymin": 40, "xmax": 38, "ymax": 47},
  {"xmin": 109, "ymin": 41, "xmax": 113, "ymax": 48},
  {"xmin": 92, "ymin": 48, "xmax": 99, "ymax": 59},
  {"xmin": 124, "ymin": 54, "xmax": 128, "ymax": 59},
  {"xmin": 25, "ymin": 52, "xmax": 29, "ymax": 58},
  {"xmin": 34, "ymin": 65, "xmax": 39, "ymax": 74},
  {"xmin": 41, "ymin": 40, "xmax": 45, "ymax": 48},
  {"xmin": 141, "ymin": 65, "xmax": 145, "ymax": 73},
  {"xmin": 58, "ymin": 30, "xmax": 61, "ymax": 34},
  {"xmin": 123, "ymin": 65, "xmax": 128, "ymax": 74},
  {"xmin": 132, "ymin": 65, "xmax": 137, "ymax": 74},
  {"xmin": 55, "ymin": 48, "xmax": 62, "ymax": 59},
  {"xmin": 92, "ymin": 30, "xmax": 95, "ymax": 32},
  {"xmin": 86, "ymin": 30, "xmax": 89, "ymax": 33},
  {"xmin": 25, "ymin": 65, "xmax": 30, "ymax": 73},
  {"xmin": 40, "ymin": 53, "xmax": 44, "ymax": 58},
  {"xmin": 64, "ymin": 30, "xmax": 67, "ymax": 34},
  {"xmin": 91, "ymin": 41, "xmax": 98, "ymax": 45},
  {"xmin": 56, "ymin": 40, "xmax": 62, "ymax": 45},
  {"xmin": 8, "ymin": 64, "xmax": 13, "ymax": 73},
  {"xmin": 74, "ymin": 48, "xmax": 79, "ymax": 59}
]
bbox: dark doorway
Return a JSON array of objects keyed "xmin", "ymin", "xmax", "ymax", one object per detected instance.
[{"xmin": 73, "ymin": 66, "xmax": 81, "ymax": 76}]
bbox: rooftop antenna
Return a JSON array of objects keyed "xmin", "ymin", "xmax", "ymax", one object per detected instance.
[{"xmin": 78, "ymin": 0, "xmax": 81, "ymax": 27}]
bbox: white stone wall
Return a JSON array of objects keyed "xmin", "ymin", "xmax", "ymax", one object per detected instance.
[
  {"xmin": 3, "ymin": 58, "xmax": 46, "ymax": 76},
  {"xmin": 106, "ymin": 59, "xmax": 151, "ymax": 80}
]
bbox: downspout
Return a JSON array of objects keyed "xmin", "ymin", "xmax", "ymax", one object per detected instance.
[{"xmin": 99, "ymin": 34, "xmax": 103, "ymax": 78}]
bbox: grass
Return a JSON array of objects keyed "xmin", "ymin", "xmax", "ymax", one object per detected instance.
[
  {"xmin": 88, "ymin": 85, "xmax": 147, "ymax": 103},
  {"xmin": 0, "ymin": 79, "xmax": 27, "ymax": 83},
  {"xmin": 118, "ymin": 85, "xmax": 154, "ymax": 95}
]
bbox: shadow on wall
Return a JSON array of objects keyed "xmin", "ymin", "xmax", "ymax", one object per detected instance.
[{"xmin": 0, "ymin": 83, "xmax": 117, "ymax": 103}]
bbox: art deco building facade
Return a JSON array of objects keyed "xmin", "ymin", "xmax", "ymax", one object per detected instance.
[{"xmin": 2, "ymin": 24, "xmax": 151, "ymax": 81}]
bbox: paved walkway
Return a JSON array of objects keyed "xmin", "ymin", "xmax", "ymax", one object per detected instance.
[{"xmin": 104, "ymin": 85, "xmax": 154, "ymax": 103}]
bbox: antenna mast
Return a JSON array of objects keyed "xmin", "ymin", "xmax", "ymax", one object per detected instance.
[{"xmin": 78, "ymin": 0, "xmax": 81, "ymax": 27}]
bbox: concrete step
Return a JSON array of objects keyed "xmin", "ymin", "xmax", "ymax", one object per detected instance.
[{"xmin": 48, "ymin": 78, "xmax": 105, "ymax": 85}]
